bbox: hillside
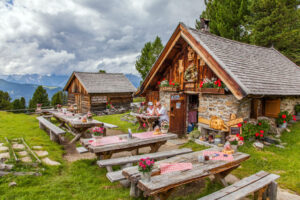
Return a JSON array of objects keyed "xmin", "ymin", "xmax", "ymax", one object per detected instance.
[{"xmin": 0, "ymin": 79, "xmax": 62, "ymax": 103}]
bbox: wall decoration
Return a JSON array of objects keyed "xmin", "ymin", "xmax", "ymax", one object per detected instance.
[
  {"xmin": 187, "ymin": 47, "xmax": 194, "ymax": 61},
  {"xmin": 184, "ymin": 63, "xmax": 198, "ymax": 81}
]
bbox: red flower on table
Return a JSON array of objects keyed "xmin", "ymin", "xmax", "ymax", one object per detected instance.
[
  {"xmin": 237, "ymin": 123, "xmax": 242, "ymax": 128},
  {"xmin": 260, "ymin": 130, "xmax": 264, "ymax": 134},
  {"xmin": 255, "ymin": 133, "xmax": 259, "ymax": 137},
  {"xmin": 282, "ymin": 114, "xmax": 286, "ymax": 119}
]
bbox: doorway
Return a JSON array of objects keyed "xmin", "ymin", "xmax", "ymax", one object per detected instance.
[
  {"xmin": 169, "ymin": 93, "xmax": 186, "ymax": 137},
  {"xmin": 187, "ymin": 95, "xmax": 199, "ymax": 133}
]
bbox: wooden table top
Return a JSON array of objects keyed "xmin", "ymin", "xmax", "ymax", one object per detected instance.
[
  {"xmin": 122, "ymin": 148, "xmax": 250, "ymax": 196},
  {"xmin": 80, "ymin": 132, "xmax": 177, "ymax": 153},
  {"xmin": 49, "ymin": 110, "xmax": 103, "ymax": 128}
]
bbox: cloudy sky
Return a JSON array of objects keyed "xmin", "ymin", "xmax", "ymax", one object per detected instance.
[{"xmin": 0, "ymin": 0, "xmax": 205, "ymax": 76}]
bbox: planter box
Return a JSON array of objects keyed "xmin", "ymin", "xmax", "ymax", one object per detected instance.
[
  {"xmin": 198, "ymin": 88, "xmax": 225, "ymax": 94},
  {"xmin": 159, "ymin": 87, "xmax": 178, "ymax": 92}
]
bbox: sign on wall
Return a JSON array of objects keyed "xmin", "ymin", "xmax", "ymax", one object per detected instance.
[{"xmin": 91, "ymin": 96, "xmax": 107, "ymax": 104}]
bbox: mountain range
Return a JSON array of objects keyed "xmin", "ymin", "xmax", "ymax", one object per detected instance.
[{"xmin": 0, "ymin": 73, "xmax": 142, "ymax": 103}]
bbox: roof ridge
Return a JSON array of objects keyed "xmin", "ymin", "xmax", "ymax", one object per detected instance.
[
  {"xmin": 74, "ymin": 71, "xmax": 124, "ymax": 75},
  {"xmin": 186, "ymin": 26, "xmax": 274, "ymax": 51}
]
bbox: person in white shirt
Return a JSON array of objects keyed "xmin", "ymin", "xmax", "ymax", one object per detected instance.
[
  {"xmin": 146, "ymin": 102, "xmax": 154, "ymax": 115},
  {"xmin": 155, "ymin": 101, "xmax": 169, "ymax": 123}
]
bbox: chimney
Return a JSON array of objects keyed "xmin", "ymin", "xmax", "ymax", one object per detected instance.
[{"xmin": 200, "ymin": 17, "xmax": 210, "ymax": 32}]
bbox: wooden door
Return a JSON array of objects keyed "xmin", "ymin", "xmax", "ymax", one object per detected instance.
[
  {"xmin": 169, "ymin": 94, "xmax": 186, "ymax": 137},
  {"xmin": 75, "ymin": 94, "xmax": 82, "ymax": 113}
]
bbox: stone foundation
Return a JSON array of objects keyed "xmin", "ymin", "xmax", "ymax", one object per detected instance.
[
  {"xmin": 198, "ymin": 94, "xmax": 251, "ymax": 121},
  {"xmin": 159, "ymin": 90, "xmax": 174, "ymax": 112},
  {"xmin": 280, "ymin": 97, "xmax": 300, "ymax": 114}
]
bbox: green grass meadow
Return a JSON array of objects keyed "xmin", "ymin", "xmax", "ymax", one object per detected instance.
[{"xmin": 0, "ymin": 111, "xmax": 299, "ymax": 199}]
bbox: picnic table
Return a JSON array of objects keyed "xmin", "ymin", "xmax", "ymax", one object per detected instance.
[
  {"xmin": 122, "ymin": 148, "xmax": 250, "ymax": 199},
  {"xmin": 80, "ymin": 131, "xmax": 177, "ymax": 159},
  {"xmin": 130, "ymin": 112, "xmax": 159, "ymax": 131},
  {"xmin": 48, "ymin": 110, "xmax": 104, "ymax": 143}
]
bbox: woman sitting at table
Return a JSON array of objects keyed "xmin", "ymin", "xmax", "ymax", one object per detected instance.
[
  {"xmin": 146, "ymin": 102, "xmax": 155, "ymax": 115},
  {"xmin": 154, "ymin": 101, "xmax": 169, "ymax": 124}
]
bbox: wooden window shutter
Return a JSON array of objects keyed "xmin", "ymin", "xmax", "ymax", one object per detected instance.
[{"xmin": 264, "ymin": 99, "xmax": 281, "ymax": 118}]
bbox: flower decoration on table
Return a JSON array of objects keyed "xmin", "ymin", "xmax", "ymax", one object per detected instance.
[
  {"xmin": 199, "ymin": 78, "xmax": 225, "ymax": 89},
  {"xmin": 138, "ymin": 157, "xmax": 155, "ymax": 182},
  {"xmin": 160, "ymin": 121, "xmax": 169, "ymax": 134},
  {"xmin": 91, "ymin": 126, "xmax": 104, "ymax": 138},
  {"xmin": 276, "ymin": 111, "xmax": 292, "ymax": 128},
  {"xmin": 86, "ymin": 111, "xmax": 93, "ymax": 121},
  {"xmin": 227, "ymin": 134, "xmax": 244, "ymax": 146},
  {"xmin": 56, "ymin": 104, "xmax": 62, "ymax": 111}
]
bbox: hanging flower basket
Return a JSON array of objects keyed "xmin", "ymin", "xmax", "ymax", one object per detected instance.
[{"xmin": 198, "ymin": 88, "xmax": 225, "ymax": 94}]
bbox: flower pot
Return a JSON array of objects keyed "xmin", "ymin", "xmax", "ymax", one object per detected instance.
[
  {"xmin": 161, "ymin": 129, "xmax": 168, "ymax": 134},
  {"xmin": 92, "ymin": 135, "xmax": 103, "ymax": 139},
  {"xmin": 141, "ymin": 172, "xmax": 151, "ymax": 182},
  {"xmin": 279, "ymin": 122, "xmax": 287, "ymax": 128},
  {"xmin": 198, "ymin": 88, "xmax": 225, "ymax": 94},
  {"xmin": 231, "ymin": 145, "xmax": 238, "ymax": 152},
  {"xmin": 214, "ymin": 138, "xmax": 222, "ymax": 145}
]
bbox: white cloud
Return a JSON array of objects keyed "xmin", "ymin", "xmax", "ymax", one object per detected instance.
[{"xmin": 0, "ymin": 0, "xmax": 205, "ymax": 76}]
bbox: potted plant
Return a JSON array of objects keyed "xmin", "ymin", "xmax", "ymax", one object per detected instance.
[
  {"xmin": 198, "ymin": 78, "xmax": 225, "ymax": 94},
  {"xmin": 227, "ymin": 134, "xmax": 244, "ymax": 151},
  {"xmin": 56, "ymin": 104, "xmax": 62, "ymax": 111},
  {"xmin": 295, "ymin": 104, "xmax": 300, "ymax": 116},
  {"xmin": 158, "ymin": 79, "xmax": 179, "ymax": 92},
  {"xmin": 160, "ymin": 121, "xmax": 169, "ymax": 134},
  {"xmin": 87, "ymin": 111, "xmax": 93, "ymax": 121},
  {"xmin": 91, "ymin": 126, "xmax": 104, "ymax": 139},
  {"xmin": 36, "ymin": 103, "xmax": 42, "ymax": 111},
  {"xmin": 138, "ymin": 157, "xmax": 155, "ymax": 182},
  {"xmin": 276, "ymin": 111, "xmax": 292, "ymax": 128}
]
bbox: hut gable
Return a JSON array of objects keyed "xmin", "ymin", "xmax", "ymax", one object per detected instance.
[
  {"xmin": 137, "ymin": 23, "xmax": 300, "ymax": 100},
  {"xmin": 64, "ymin": 72, "xmax": 136, "ymax": 94}
]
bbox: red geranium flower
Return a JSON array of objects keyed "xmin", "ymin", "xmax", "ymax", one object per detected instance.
[
  {"xmin": 236, "ymin": 133, "xmax": 240, "ymax": 137},
  {"xmin": 293, "ymin": 117, "xmax": 296, "ymax": 121},
  {"xmin": 239, "ymin": 136, "xmax": 244, "ymax": 141},
  {"xmin": 258, "ymin": 122, "xmax": 262, "ymax": 126},
  {"xmin": 255, "ymin": 133, "xmax": 259, "ymax": 137},
  {"xmin": 157, "ymin": 81, "xmax": 161, "ymax": 85},
  {"xmin": 260, "ymin": 134, "xmax": 264, "ymax": 138},
  {"xmin": 260, "ymin": 130, "xmax": 264, "ymax": 134},
  {"xmin": 199, "ymin": 81, "xmax": 204, "ymax": 88},
  {"xmin": 283, "ymin": 120, "xmax": 286, "ymax": 123},
  {"xmin": 238, "ymin": 123, "xmax": 242, "ymax": 127},
  {"xmin": 244, "ymin": 121, "xmax": 247, "ymax": 124},
  {"xmin": 282, "ymin": 114, "xmax": 286, "ymax": 119}
]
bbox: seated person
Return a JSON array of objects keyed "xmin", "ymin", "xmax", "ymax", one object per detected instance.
[
  {"xmin": 155, "ymin": 102, "xmax": 169, "ymax": 124},
  {"xmin": 146, "ymin": 102, "xmax": 154, "ymax": 115}
]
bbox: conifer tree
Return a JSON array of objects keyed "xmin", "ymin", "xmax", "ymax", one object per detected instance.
[{"xmin": 29, "ymin": 86, "xmax": 50, "ymax": 108}]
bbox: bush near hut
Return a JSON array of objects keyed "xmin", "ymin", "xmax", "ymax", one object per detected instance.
[
  {"xmin": 241, "ymin": 119, "xmax": 270, "ymax": 140},
  {"xmin": 276, "ymin": 111, "xmax": 292, "ymax": 126}
]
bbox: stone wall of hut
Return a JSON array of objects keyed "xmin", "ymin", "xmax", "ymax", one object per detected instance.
[{"xmin": 280, "ymin": 97, "xmax": 300, "ymax": 114}]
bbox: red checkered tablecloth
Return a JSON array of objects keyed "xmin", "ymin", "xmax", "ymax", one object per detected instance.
[
  {"xmin": 133, "ymin": 131, "xmax": 165, "ymax": 139},
  {"xmin": 202, "ymin": 151, "xmax": 234, "ymax": 161},
  {"xmin": 89, "ymin": 136, "xmax": 127, "ymax": 146},
  {"xmin": 159, "ymin": 163, "xmax": 193, "ymax": 174}
]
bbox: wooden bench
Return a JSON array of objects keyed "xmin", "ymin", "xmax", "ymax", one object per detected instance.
[
  {"xmin": 198, "ymin": 171, "xmax": 280, "ymax": 200},
  {"xmin": 37, "ymin": 116, "xmax": 66, "ymax": 143},
  {"xmin": 104, "ymin": 148, "xmax": 193, "ymax": 183}
]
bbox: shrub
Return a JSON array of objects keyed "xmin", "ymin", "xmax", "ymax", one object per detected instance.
[
  {"xmin": 257, "ymin": 119, "xmax": 270, "ymax": 134},
  {"xmin": 276, "ymin": 111, "xmax": 292, "ymax": 125},
  {"xmin": 295, "ymin": 104, "xmax": 300, "ymax": 114},
  {"xmin": 242, "ymin": 122, "xmax": 258, "ymax": 139}
]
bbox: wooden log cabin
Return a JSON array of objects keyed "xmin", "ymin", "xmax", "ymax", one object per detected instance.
[
  {"xmin": 136, "ymin": 23, "xmax": 300, "ymax": 136},
  {"xmin": 64, "ymin": 72, "xmax": 136, "ymax": 113}
]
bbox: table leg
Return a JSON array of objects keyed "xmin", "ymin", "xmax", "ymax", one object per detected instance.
[
  {"xmin": 213, "ymin": 165, "xmax": 240, "ymax": 187},
  {"xmin": 69, "ymin": 133, "xmax": 82, "ymax": 144},
  {"xmin": 149, "ymin": 141, "xmax": 166, "ymax": 153}
]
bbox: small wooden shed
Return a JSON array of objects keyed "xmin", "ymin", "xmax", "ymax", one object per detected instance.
[{"xmin": 64, "ymin": 72, "xmax": 136, "ymax": 113}]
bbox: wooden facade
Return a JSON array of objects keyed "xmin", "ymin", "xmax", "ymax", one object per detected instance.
[{"xmin": 64, "ymin": 72, "xmax": 135, "ymax": 113}]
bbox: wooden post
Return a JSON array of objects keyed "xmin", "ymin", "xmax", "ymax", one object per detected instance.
[{"xmin": 268, "ymin": 181, "xmax": 278, "ymax": 200}]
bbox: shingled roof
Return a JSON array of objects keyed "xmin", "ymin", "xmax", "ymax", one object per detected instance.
[
  {"xmin": 64, "ymin": 72, "xmax": 136, "ymax": 94},
  {"xmin": 184, "ymin": 24, "xmax": 300, "ymax": 96},
  {"xmin": 137, "ymin": 23, "xmax": 300, "ymax": 99}
]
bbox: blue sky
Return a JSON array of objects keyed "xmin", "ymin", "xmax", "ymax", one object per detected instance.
[{"xmin": 0, "ymin": 0, "xmax": 205, "ymax": 75}]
